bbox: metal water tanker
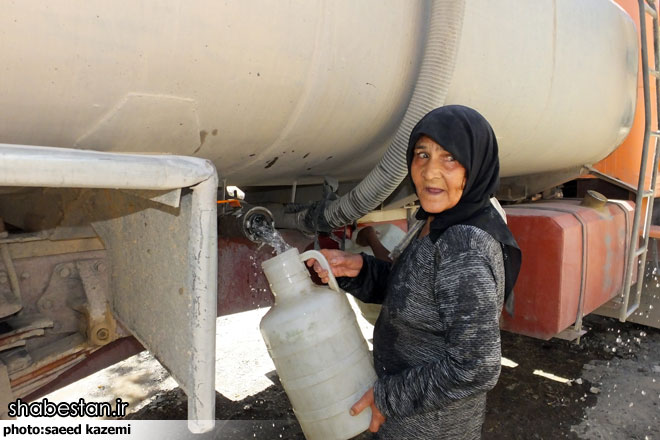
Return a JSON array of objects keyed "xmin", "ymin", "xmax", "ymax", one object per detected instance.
[{"xmin": 0, "ymin": 0, "xmax": 637, "ymax": 185}]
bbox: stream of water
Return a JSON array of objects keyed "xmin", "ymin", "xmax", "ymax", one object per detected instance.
[{"xmin": 252, "ymin": 223, "xmax": 292, "ymax": 254}]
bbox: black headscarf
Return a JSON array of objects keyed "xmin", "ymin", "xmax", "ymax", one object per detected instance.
[{"xmin": 407, "ymin": 105, "xmax": 521, "ymax": 314}]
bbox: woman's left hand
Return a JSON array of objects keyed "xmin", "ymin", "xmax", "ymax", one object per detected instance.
[{"xmin": 350, "ymin": 387, "xmax": 386, "ymax": 433}]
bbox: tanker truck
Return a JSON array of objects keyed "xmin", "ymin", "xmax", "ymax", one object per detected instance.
[{"xmin": 0, "ymin": 0, "xmax": 658, "ymax": 432}]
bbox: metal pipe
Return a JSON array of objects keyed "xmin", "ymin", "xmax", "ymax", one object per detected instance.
[
  {"xmin": 291, "ymin": 180, "xmax": 297, "ymax": 204},
  {"xmin": 580, "ymin": 190, "xmax": 608, "ymax": 211},
  {"xmin": 261, "ymin": 203, "xmax": 314, "ymax": 235},
  {"xmin": 218, "ymin": 205, "xmax": 276, "ymax": 243},
  {"xmin": 0, "ymin": 143, "xmax": 213, "ymax": 190},
  {"xmin": 187, "ymin": 174, "xmax": 218, "ymax": 434}
]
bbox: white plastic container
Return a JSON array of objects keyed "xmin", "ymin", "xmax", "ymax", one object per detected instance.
[{"xmin": 260, "ymin": 248, "xmax": 377, "ymax": 440}]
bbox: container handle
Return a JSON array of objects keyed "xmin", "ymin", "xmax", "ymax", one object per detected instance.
[{"xmin": 299, "ymin": 250, "xmax": 341, "ymax": 293}]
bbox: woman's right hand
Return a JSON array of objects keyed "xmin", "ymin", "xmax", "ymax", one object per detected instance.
[{"xmin": 305, "ymin": 249, "xmax": 363, "ymax": 284}]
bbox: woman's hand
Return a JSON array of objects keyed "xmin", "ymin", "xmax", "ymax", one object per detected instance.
[
  {"xmin": 355, "ymin": 226, "xmax": 392, "ymax": 263},
  {"xmin": 350, "ymin": 388, "xmax": 386, "ymax": 433},
  {"xmin": 305, "ymin": 249, "xmax": 363, "ymax": 283},
  {"xmin": 355, "ymin": 226, "xmax": 379, "ymax": 247}
]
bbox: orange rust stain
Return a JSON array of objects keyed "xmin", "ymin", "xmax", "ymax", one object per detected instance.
[{"xmin": 10, "ymin": 350, "xmax": 90, "ymax": 388}]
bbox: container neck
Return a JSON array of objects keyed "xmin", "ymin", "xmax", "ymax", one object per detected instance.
[
  {"xmin": 269, "ymin": 270, "xmax": 315, "ymax": 302},
  {"xmin": 262, "ymin": 248, "xmax": 318, "ymax": 303}
]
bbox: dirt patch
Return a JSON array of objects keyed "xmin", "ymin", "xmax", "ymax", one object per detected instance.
[{"xmin": 120, "ymin": 314, "xmax": 660, "ymax": 439}]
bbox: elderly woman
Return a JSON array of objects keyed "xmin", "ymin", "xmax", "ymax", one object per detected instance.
[{"xmin": 308, "ymin": 105, "xmax": 521, "ymax": 439}]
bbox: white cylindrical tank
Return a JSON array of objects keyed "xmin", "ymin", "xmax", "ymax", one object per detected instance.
[
  {"xmin": 0, "ymin": 1, "xmax": 637, "ymax": 184},
  {"xmin": 260, "ymin": 248, "xmax": 376, "ymax": 440},
  {"xmin": 443, "ymin": 0, "xmax": 638, "ymax": 177},
  {"xmin": 0, "ymin": 1, "xmax": 428, "ymax": 186}
]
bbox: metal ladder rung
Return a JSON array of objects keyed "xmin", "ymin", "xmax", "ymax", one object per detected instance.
[
  {"xmin": 651, "ymin": 130, "xmax": 660, "ymax": 137},
  {"xmin": 625, "ymin": 301, "xmax": 640, "ymax": 319},
  {"xmin": 646, "ymin": 1, "xmax": 658, "ymax": 18},
  {"xmin": 635, "ymin": 245, "xmax": 648, "ymax": 257},
  {"xmin": 651, "ymin": 69, "xmax": 660, "ymax": 78},
  {"xmin": 643, "ymin": 189, "xmax": 655, "ymax": 197}
]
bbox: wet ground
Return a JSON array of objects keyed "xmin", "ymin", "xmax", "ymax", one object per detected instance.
[{"xmin": 486, "ymin": 315, "xmax": 660, "ymax": 439}]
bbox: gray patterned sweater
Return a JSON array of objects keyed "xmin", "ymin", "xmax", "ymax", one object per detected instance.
[{"xmin": 337, "ymin": 225, "xmax": 505, "ymax": 439}]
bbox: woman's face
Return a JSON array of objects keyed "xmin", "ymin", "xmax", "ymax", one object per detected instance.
[{"xmin": 411, "ymin": 136, "xmax": 466, "ymax": 214}]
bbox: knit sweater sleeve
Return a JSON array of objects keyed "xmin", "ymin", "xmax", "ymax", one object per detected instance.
[
  {"xmin": 336, "ymin": 253, "xmax": 391, "ymax": 304},
  {"xmin": 373, "ymin": 248, "xmax": 502, "ymax": 418}
]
